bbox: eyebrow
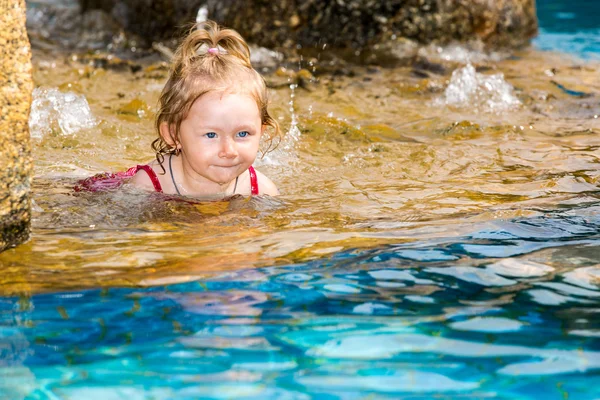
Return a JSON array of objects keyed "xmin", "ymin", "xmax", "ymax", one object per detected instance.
[{"xmin": 197, "ymin": 125, "xmax": 257, "ymax": 132}]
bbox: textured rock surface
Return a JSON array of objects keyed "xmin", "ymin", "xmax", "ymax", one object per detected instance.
[
  {"xmin": 79, "ymin": 0, "xmax": 538, "ymax": 52},
  {"xmin": 0, "ymin": 0, "xmax": 33, "ymax": 251},
  {"xmin": 80, "ymin": 0, "xmax": 204, "ymax": 45}
]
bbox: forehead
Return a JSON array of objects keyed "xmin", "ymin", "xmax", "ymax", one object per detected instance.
[{"xmin": 187, "ymin": 91, "xmax": 261, "ymax": 121}]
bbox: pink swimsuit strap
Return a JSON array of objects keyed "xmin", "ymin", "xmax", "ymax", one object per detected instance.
[
  {"xmin": 137, "ymin": 165, "xmax": 259, "ymax": 195},
  {"xmin": 134, "ymin": 165, "xmax": 163, "ymax": 193}
]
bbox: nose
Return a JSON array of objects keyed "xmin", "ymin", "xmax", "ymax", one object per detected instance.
[{"xmin": 218, "ymin": 138, "xmax": 238, "ymax": 159}]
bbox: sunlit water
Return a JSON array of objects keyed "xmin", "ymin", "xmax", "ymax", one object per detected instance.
[{"xmin": 1, "ymin": 0, "xmax": 600, "ymax": 398}]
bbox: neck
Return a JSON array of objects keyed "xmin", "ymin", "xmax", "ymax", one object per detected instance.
[{"xmin": 171, "ymin": 154, "xmax": 237, "ymax": 196}]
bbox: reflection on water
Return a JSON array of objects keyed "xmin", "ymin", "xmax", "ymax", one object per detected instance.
[
  {"xmin": 1, "ymin": 232, "xmax": 599, "ymax": 398},
  {"xmin": 1, "ymin": 0, "xmax": 600, "ymax": 397},
  {"xmin": 3, "ymin": 45, "xmax": 597, "ymax": 294}
]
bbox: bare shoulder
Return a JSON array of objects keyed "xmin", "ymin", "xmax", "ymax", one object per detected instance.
[
  {"xmin": 129, "ymin": 161, "xmax": 163, "ymax": 191},
  {"xmin": 254, "ymin": 168, "xmax": 280, "ymax": 196}
]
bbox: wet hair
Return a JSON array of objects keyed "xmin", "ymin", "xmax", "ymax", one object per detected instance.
[{"xmin": 152, "ymin": 20, "xmax": 281, "ymax": 172}]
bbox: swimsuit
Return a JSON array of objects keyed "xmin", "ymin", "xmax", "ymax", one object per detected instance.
[{"xmin": 75, "ymin": 164, "xmax": 259, "ymax": 195}]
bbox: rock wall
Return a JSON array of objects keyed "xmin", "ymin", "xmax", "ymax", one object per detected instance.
[
  {"xmin": 0, "ymin": 0, "xmax": 33, "ymax": 252},
  {"xmin": 207, "ymin": 0, "xmax": 537, "ymax": 50},
  {"xmin": 80, "ymin": 0, "xmax": 538, "ymax": 52}
]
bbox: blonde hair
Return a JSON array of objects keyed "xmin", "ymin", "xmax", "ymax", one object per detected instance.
[{"xmin": 152, "ymin": 20, "xmax": 281, "ymax": 172}]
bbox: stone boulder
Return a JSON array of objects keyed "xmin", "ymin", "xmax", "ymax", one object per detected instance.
[
  {"xmin": 80, "ymin": 0, "xmax": 204, "ymax": 45},
  {"xmin": 79, "ymin": 0, "xmax": 537, "ymax": 55},
  {"xmin": 0, "ymin": 0, "xmax": 33, "ymax": 251}
]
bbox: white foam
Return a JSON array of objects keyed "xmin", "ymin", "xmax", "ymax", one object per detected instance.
[
  {"xmin": 196, "ymin": 5, "xmax": 208, "ymax": 24},
  {"xmin": 249, "ymin": 45, "xmax": 283, "ymax": 68},
  {"xmin": 436, "ymin": 64, "xmax": 521, "ymax": 113},
  {"xmin": 29, "ymin": 87, "xmax": 97, "ymax": 138}
]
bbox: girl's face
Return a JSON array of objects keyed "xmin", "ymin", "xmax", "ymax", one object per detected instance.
[{"xmin": 173, "ymin": 91, "xmax": 263, "ymax": 186}]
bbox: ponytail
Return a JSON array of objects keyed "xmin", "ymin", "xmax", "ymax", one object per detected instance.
[{"xmin": 174, "ymin": 20, "xmax": 252, "ymax": 72}]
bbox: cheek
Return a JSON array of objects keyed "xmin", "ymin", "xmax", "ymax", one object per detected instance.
[
  {"xmin": 241, "ymin": 138, "xmax": 261, "ymax": 152},
  {"xmin": 185, "ymin": 143, "xmax": 212, "ymax": 159}
]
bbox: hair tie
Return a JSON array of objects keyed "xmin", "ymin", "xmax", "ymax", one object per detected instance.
[{"xmin": 196, "ymin": 43, "xmax": 228, "ymax": 56}]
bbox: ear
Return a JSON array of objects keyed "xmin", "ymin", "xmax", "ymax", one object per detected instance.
[{"xmin": 159, "ymin": 122, "xmax": 179, "ymax": 148}]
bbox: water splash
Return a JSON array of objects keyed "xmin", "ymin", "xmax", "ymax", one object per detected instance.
[
  {"xmin": 29, "ymin": 87, "xmax": 97, "ymax": 138},
  {"xmin": 257, "ymin": 83, "xmax": 301, "ymax": 166},
  {"xmin": 419, "ymin": 41, "xmax": 508, "ymax": 64},
  {"xmin": 250, "ymin": 46, "xmax": 284, "ymax": 69},
  {"xmin": 195, "ymin": 5, "xmax": 208, "ymax": 24},
  {"xmin": 287, "ymin": 83, "xmax": 302, "ymax": 144},
  {"xmin": 436, "ymin": 64, "xmax": 521, "ymax": 113}
]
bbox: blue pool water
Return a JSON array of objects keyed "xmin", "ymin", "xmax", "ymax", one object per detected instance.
[
  {"xmin": 534, "ymin": 0, "xmax": 600, "ymax": 59},
  {"xmin": 2, "ymin": 204, "xmax": 600, "ymax": 399},
  {"xmin": 2, "ymin": 1, "xmax": 600, "ymax": 399}
]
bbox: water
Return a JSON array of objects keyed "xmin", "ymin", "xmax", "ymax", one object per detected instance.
[
  {"xmin": 435, "ymin": 63, "xmax": 521, "ymax": 112},
  {"xmin": 29, "ymin": 87, "xmax": 97, "ymax": 138},
  {"xmin": 3, "ymin": 222, "xmax": 600, "ymax": 399},
  {"xmin": 534, "ymin": 0, "xmax": 600, "ymax": 60},
  {"xmin": 1, "ymin": 0, "xmax": 600, "ymax": 398}
]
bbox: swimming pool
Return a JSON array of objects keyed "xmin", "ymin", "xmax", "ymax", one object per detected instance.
[{"xmin": 1, "ymin": 0, "xmax": 599, "ymax": 398}]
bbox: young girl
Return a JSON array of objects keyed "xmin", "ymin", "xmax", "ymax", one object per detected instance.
[{"xmin": 77, "ymin": 21, "xmax": 281, "ymax": 197}]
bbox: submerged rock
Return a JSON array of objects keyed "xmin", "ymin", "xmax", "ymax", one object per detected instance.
[
  {"xmin": 79, "ymin": 0, "xmax": 537, "ymax": 62},
  {"xmin": 0, "ymin": 0, "xmax": 33, "ymax": 251}
]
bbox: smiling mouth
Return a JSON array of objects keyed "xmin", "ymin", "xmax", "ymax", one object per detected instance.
[{"xmin": 213, "ymin": 164, "xmax": 239, "ymax": 168}]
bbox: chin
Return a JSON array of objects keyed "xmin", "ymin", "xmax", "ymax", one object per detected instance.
[
  {"xmin": 211, "ymin": 173, "xmax": 237, "ymax": 185},
  {"xmin": 212, "ymin": 166, "xmax": 245, "ymax": 181}
]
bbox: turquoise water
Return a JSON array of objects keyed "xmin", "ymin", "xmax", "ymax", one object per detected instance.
[
  {"xmin": 3, "ymin": 205, "xmax": 600, "ymax": 399},
  {"xmin": 2, "ymin": 1, "xmax": 600, "ymax": 399},
  {"xmin": 534, "ymin": 0, "xmax": 600, "ymax": 59}
]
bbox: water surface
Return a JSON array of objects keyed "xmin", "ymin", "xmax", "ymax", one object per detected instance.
[{"xmin": 1, "ymin": 1, "xmax": 599, "ymax": 398}]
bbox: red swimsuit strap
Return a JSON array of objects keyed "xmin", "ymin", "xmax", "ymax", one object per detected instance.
[
  {"xmin": 135, "ymin": 165, "xmax": 255, "ymax": 195},
  {"xmin": 136, "ymin": 165, "xmax": 163, "ymax": 193},
  {"xmin": 248, "ymin": 166, "xmax": 259, "ymax": 195}
]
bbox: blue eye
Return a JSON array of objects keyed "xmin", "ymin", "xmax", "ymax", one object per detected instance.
[
  {"xmin": 237, "ymin": 131, "xmax": 249, "ymax": 138},
  {"xmin": 205, "ymin": 132, "xmax": 217, "ymax": 138}
]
